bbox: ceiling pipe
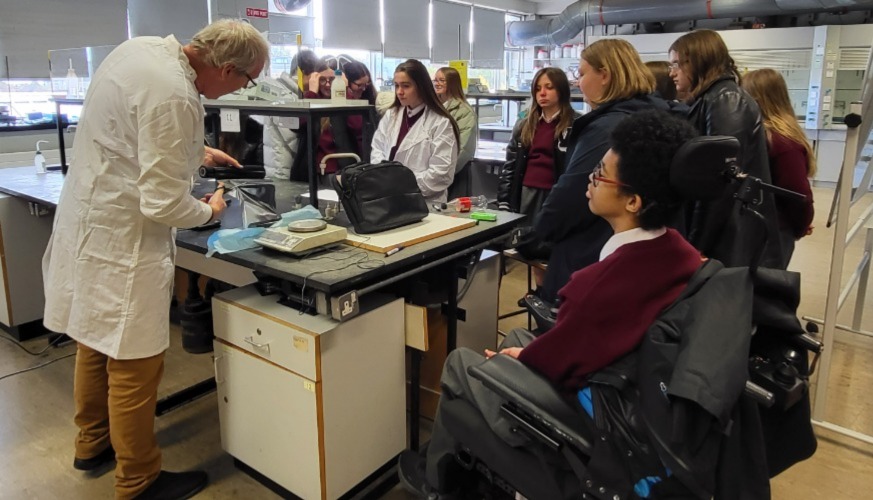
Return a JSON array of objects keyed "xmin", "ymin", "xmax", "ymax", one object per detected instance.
[{"xmin": 506, "ymin": 0, "xmax": 873, "ymax": 46}]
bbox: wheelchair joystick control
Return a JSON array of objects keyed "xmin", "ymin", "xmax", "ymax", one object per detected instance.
[
  {"xmin": 782, "ymin": 348, "xmax": 800, "ymax": 364},
  {"xmin": 773, "ymin": 362, "xmax": 799, "ymax": 386},
  {"xmin": 750, "ymin": 353, "xmax": 807, "ymax": 410},
  {"xmin": 524, "ymin": 294, "xmax": 558, "ymax": 332}
]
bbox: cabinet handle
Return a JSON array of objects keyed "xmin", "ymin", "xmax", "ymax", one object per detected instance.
[
  {"xmin": 244, "ymin": 336, "xmax": 271, "ymax": 352},
  {"xmin": 213, "ymin": 353, "xmax": 225, "ymax": 384}
]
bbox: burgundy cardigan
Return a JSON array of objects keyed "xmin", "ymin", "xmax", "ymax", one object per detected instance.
[
  {"xmin": 518, "ymin": 229, "xmax": 703, "ymax": 394},
  {"xmin": 768, "ymin": 131, "xmax": 815, "ymax": 239}
]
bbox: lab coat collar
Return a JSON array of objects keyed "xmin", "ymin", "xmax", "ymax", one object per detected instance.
[
  {"xmin": 396, "ymin": 106, "xmax": 430, "ymax": 154},
  {"xmin": 167, "ymin": 35, "xmax": 197, "ymax": 84}
]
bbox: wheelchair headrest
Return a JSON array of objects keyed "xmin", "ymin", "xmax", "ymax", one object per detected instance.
[{"xmin": 670, "ymin": 136, "xmax": 740, "ymax": 201}]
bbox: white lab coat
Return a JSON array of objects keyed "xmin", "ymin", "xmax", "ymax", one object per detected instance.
[
  {"xmin": 258, "ymin": 72, "xmax": 301, "ymax": 179},
  {"xmin": 371, "ymin": 106, "xmax": 458, "ymax": 203},
  {"xmin": 42, "ymin": 35, "xmax": 212, "ymax": 360}
]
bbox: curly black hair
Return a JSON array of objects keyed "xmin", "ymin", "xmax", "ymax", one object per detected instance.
[{"xmin": 610, "ymin": 109, "xmax": 698, "ymax": 229}]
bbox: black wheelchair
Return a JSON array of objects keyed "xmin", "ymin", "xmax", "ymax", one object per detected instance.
[{"xmin": 413, "ymin": 136, "xmax": 822, "ymax": 499}]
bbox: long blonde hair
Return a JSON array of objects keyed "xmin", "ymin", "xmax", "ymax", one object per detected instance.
[
  {"xmin": 741, "ymin": 68, "xmax": 816, "ymax": 177},
  {"xmin": 520, "ymin": 67, "xmax": 576, "ymax": 147},
  {"xmin": 437, "ymin": 67, "xmax": 467, "ymax": 101},
  {"xmin": 669, "ymin": 30, "xmax": 740, "ymax": 102},
  {"xmin": 580, "ymin": 39, "xmax": 654, "ymax": 107}
]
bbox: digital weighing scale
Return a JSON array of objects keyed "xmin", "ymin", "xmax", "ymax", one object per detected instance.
[{"xmin": 254, "ymin": 219, "xmax": 347, "ymax": 255}]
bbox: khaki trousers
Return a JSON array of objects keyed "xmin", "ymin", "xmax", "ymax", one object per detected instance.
[{"xmin": 74, "ymin": 343, "xmax": 165, "ymax": 499}]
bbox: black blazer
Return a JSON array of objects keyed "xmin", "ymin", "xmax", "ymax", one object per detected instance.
[{"xmin": 535, "ymin": 95, "xmax": 675, "ymax": 302}]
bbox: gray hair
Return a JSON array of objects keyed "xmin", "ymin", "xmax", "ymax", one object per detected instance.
[{"xmin": 190, "ymin": 19, "xmax": 269, "ymax": 73}]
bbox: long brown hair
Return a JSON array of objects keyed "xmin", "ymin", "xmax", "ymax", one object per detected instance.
[
  {"xmin": 581, "ymin": 39, "xmax": 655, "ymax": 107},
  {"xmin": 392, "ymin": 59, "xmax": 460, "ymax": 146},
  {"xmin": 669, "ymin": 30, "xmax": 740, "ymax": 101},
  {"xmin": 741, "ymin": 68, "xmax": 816, "ymax": 177},
  {"xmin": 437, "ymin": 67, "xmax": 466, "ymax": 101},
  {"xmin": 645, "ymin": 61, "xmax": 677, "ymax": 101},
  {"xmin": 344, "ymin": 60, "xmax": 377, "ymax": 105},
  {"xmin": 520, "ymin": 67, "xmax": 575, "ymax": 147}
]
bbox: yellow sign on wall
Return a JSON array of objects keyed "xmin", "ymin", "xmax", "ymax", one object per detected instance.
[{"xmin": 449, "ymin": 60, "xmax": 469, "ymax": 91}]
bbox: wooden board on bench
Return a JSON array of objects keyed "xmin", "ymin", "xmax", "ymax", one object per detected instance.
[{"xmin": 344, "ymin": 213, "xmax": 477, "ymax": 253}]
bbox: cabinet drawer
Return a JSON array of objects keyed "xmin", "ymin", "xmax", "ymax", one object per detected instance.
[{"xmin": 213, "ymin": 296, "xmax": 319, "ymax": 381}]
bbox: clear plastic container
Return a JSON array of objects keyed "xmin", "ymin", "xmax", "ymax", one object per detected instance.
[
  {"xmin": 443, "ymin": 195, "xmax": 488, "ymax": 213},
  {"xmin": 331, "ymin": 69, "xmax": 346, "ymax": 103},
  {"xmin": 65, "ymin": 59, "xmax": 79, "ymax": 98},
  {"xmin": 34, "ymin": 140, "xmax": 49, "ymax": 174}
]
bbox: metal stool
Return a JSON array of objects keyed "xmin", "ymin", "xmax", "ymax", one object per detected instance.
[{"xmin": 499, "ymin": 249, "xmax": 547, "ymax": 332}]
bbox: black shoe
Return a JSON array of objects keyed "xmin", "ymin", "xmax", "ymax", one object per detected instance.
[
  {"xmin": 134, "ymin": 470, "xmax": 208, "ymax": 500},
  {"xmin": 73, "ymin": 445, "xmax": 115, "ymax": 471}
]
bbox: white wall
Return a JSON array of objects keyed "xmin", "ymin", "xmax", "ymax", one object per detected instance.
[
  {"xmin": 476, "ymin": 0, "xmax": 538, "ymax": 13},
  {"xmin": 532, "ymin": 0, "xmax": 576, "ymax": 14}
]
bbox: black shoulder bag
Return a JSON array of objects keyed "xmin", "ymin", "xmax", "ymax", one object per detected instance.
[{"xmin": 331, "ymin": 161, "xmax": 429, "ymax": 234}]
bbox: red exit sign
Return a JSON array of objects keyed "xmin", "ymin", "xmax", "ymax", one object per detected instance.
[{"xmin": 246, "ymin": 7, "xmax": 268, "ymax": 18}]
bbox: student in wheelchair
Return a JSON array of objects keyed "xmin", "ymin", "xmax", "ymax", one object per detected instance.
[{"xmin": 399, "ymin": 109, "xmax": 765, "ymax": 499}]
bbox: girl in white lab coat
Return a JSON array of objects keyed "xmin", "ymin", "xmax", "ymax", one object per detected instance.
[{"xmin": 371, "ymin": 59, "xmax": 459, "ymax": 203}]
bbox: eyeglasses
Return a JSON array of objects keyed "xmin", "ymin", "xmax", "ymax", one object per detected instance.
[
  {"xmin": 351, "ymin": 80, "xmax": 370, "ymax": 90},
  {"xmin": 318, "ymin": 76, "xmax": 336, "ymax": 86},
  {"xmin": 669, "ymin": 61, "xmax": 682, "ymax": 71},
  {"xmin": 432, "ymin": 78, "xmax": 446, "ymax": 85},
  {"xmin": 239, "ymin": 70, "xmax": 257, "ymax": 90},
  {"xmin": 591, "ymin": 161, "xmax": 632, "ymax": 189}
]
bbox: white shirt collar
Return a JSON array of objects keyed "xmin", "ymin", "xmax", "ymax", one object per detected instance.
[
  {"xmin": 406, "ymin": 103, "xmax": 426, "ymax": 118},
  {"xmin": 541, "ymin": 110, "xmax": 560, "ymax": 123},
  {"xmin": 599, "ymin": 227, "xmax": 667, "ymax": 261}
]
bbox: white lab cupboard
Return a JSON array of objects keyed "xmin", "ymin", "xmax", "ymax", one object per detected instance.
[
  {"xmin": 0, "ymin": 193, "xmax": 53, "ymax": 332},
  {"xmin": 212, "ymin": 286, "xmax": 406, "ymax": 500}
]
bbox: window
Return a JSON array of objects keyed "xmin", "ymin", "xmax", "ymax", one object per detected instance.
[{"xmin": 0, "ymin": 79, "xmax": 72, "ymax": 129}]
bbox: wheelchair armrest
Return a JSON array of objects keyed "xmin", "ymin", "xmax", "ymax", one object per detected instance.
[{"xmin": 468, "ymin": 355, "xmax": 592, "ymax": 454}]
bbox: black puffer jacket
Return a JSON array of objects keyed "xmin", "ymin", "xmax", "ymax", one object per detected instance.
[
  {"xmin": 497, "ymin": 113, "xmax": 579, "ymax": 212},
  {"xmin": 686, "ymin": 76, "xmax": 784, "ymax": 269},
  {"xmin": 534, "ymin": 94, "xmax": 676, "ymax": 302}
]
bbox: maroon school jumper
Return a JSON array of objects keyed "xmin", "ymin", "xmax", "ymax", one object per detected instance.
[
  {"xmin": 304, "ymin": 91, "xmax": 363, "ymax": 174},
  {"xmin": 518, "ymin": 229, "xmax": 703, "ymax": 394},
  {"xmin": 522, "ymin": 117, "xmax": 559, "ymax": 189},
  {"xmin": 768, "ymin": 131, "xmax": 814, "ymax": 239}
]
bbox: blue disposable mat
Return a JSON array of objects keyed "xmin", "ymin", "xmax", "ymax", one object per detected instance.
[{"xmin": 205, "ymin": 205, "xmax": 323, "ymax": 257}]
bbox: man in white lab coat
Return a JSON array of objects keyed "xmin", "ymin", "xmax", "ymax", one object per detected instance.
[{"xmin": 41, "ymin": 20, "xmax": 268, "ymax": 500}]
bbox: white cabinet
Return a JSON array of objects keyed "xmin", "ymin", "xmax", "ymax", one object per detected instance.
[
  {"xmin": 212, "ymin": 287, "xmax": 406, "ymax": 499},
  {"xmin": 0, "ymin": 193, "xmax": 53, "ymax": 334}
]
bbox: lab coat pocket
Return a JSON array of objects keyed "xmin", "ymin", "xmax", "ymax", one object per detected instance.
[
  {"xmin": 398, "ymin": 131, "xmax": 429, "ymax": 154},
  {"xmin": 403, "ymin": 138, "xmax": 433, "ymax": 171},
  {"xmin": 77, "ymin": 224, "xmax": 136, "ymax": 267}
]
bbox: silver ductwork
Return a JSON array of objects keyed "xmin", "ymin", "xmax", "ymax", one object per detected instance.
[{"xmin": 506, "ymin": 0, "xmax": 873, "ymax": 46}]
